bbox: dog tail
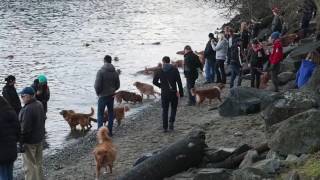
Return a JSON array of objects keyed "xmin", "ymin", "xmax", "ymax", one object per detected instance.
[
  {"xmin": 97, "ymin": 127, "xmax": 111, "ymax": 143},
  {"xmin": 85, "ymin": 107, "xmax": 94, "ymax": 117}
]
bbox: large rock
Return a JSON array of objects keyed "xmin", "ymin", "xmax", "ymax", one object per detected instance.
[
  {"xmin": 239, "ymin": 150, "xmax": 259, "ymax": 169},
  {"xmin": 278, "ymin": 72, "xmax": 296, "ymax": 85},
  {"xmin": 251, "ymin": 159, "xmax": 280, "ymax": 174},
  {"xmin": 219, "ymin": 87, "xmax": 280, "ymax": 117},
  {"xmin": 303, "ymin": 67, "xmax": 320, "ymax": 96},
  {"xmin": 262, "ymin": 90, "xmax": 318, "ymax": 128},
  {"xmin": 232, "ymin": 167, "xmax": 273, "ymax": 180},
  {"xmin": 194, "ymin": 168, "xmax": 232, "ymax": 180},
  {"xmin": 280, "ymin": 56, "xmax": 301, "ymax": 73},
  {"xmin": 203, "ymin": 148, "xmax": 232, "ymax": 164},
  {"xmin": 268, "ymin": 109, "xmax": 320, "ymax": 155}
]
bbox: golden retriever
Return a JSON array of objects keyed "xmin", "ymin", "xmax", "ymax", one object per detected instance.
[
  {"xmin": 59, "ymin": 108, "xmax": 95, "ymax": 131},
  {"xmin": 191, "ymin": 84, "xmax": 225, "ymax": 105},
  {"xmin": 133, "ymin": 81, "xmax": 160, "ymax": 99},
  {"xmin": 115, "ymin": 91, "xmax": 143, "ymax": 104},
  {"xmin": 104, "ymin": 106, "xmax": 130, "ymax": 126}
]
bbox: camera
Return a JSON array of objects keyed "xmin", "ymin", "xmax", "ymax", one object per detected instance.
[{"xmin": 17, "ymin": 143, "xmax": 25, "ymax": 153}]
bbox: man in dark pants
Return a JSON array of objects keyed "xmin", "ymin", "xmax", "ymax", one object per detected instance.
[
  {"xmin": 204, "ymin": 33, "xmax": 217, "ymax": 84},
  {"xmin": 153, "ymin": 56, "xmax": 184, "ymax": 132},
  {"xmin": 269, "ymin": 32, "xmax": 284, "ymax": 92},
  {"xmin": 183, "ymin": 45, "xmax": 203, "ymax": 106},
  {"xmin": 94, "ymin": 55, "xmax": 120, "ymax": 136}
]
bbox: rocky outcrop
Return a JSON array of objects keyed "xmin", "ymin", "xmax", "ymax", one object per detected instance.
[
  {"xmin": 278, "ymin": 72, "xmax": 296, "ymax": 85},
  {"xmin": 232, "ymin": 168, "xmax": 272, "ymax": 180}
]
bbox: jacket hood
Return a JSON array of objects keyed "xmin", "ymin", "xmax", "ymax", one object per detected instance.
[
  {"xmin": 101, "ymin": 63, "xmax": 116, "ymax": 72},
  {"xmin": 163, "ymin": 63, "xmax": 174, "ymax": 72}
]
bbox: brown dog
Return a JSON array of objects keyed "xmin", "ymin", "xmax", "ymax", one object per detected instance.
[
  {"xmin": 93, "ymin": 127, "xmax": 116, "ymax": 180},
  {"xmin": 59, "ymin": 108, "xmax": 95, "ymax": 131},
  {"xmin": 133, "ymin": 81, "xmax": 160, "ymax": 99},
  {"xmin": 104, "ymin": 106, "xmax": 130, "ymax": 126},
  {"xmin": 171, "ymin": 60, "xmax": 184, "ymax": 68},
  {"xmin": 115, "ymin": 91, "xmax": 143, "ymax": 104},
  {"xmin": 191, "ymin": 84, "xmax": 225, "ymax": 105},
  {"xmin": 144, "ymin": 63, "xmax": 162, "ymax": 75}
]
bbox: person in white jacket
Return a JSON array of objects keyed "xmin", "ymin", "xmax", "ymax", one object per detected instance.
[{"xmin": 211, "ymin": 33, "xmax": 228, "ymax": 84}]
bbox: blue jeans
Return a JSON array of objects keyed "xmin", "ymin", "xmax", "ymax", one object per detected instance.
[
  {"xmin": 0, "ymin": 162, "xmax": 13, "ymax": 180},
  {"xmin": 97, "ymin": 95, "xmax": 114, "ymax": 135},
  {"xmin": 230, "ymin": 64, "xmax": 241, "ymax": 89},
  {"xmin": 205, "ymin": 59, "xmax": 216, "ymax": 83}
]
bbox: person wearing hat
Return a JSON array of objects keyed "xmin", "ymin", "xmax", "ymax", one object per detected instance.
[
  {"xmin": 271, "ymin": 7, "xmax": 283, "ymax": 33},
  {"xmin": 269, "ymin": 32, "xmax": 284, "ymax": 92},
  {"xmin": 19, "ymin": 87, "xmax": 45, "ymax": 180},
  {"xmin": 0, "ymin": 96, "xmax": 20, "ymax": 180},
  {"xmin": 31, "ymin": 75, "xmax": 50, "ymax": 118},
  {"xmin": 248, "ymin": 39, "xmax": 267, "ymax": 88},
  {"xmin": 2, "ymin": 75, "xmax": 22, "ymax": 115}
]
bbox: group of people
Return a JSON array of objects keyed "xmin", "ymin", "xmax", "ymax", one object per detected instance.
[{"xmin": 0, "ymin": 75, "xmax": 50, "ymax": 180}]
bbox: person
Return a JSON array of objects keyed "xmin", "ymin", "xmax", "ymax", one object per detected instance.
[
  {"xmin": 271, "ymin": 7, "xmax": 283, "ymax": 33},
  {"xmin": 299, "ymin": 0, "xmax": 317, "ymax": 36},
  {"xmin": 0, "ymin": 96, "xmax": 20, "ymax": 180},
  {"xmin": 248, "ymin": 39, "xmax": 267, "ymax": 88},
  {"xmin": 212, "ymin": 32, "xmax": 228, "ymax": 84},
  {"xmin": 183, "ymin": 45, "xmax": 203, "ymax": 106},
  {"xmin": 2, "ymin": 75, "xmax": 22, "ymax": 115},
  {"xmin": 153, "ymin": 56, "xmax": 184, "ymax": 132},
  {"xmin": 204, "ymin": 33, "xmax": 217, "ymax": 84},
  {"xmin": 240, "ymin": 22, "xmax": 250, "ymax": 54},
  {"xmin": 19, "ymin": 87, "xmax": 46, "ymax": 180},
  {"xmin": 32, "ymin": 75, "xmax": 50, "ymax": 119},
  {"xmin": 269, "ymin": 32, "xmax": 284, "ymax": 92},
  {"xmin": 229, "ymin": 37, "xmax": 242, "ymax": 89},
  {"xmin": 94, "ymin": 55, "xmax": 120, "ymax": 135}
]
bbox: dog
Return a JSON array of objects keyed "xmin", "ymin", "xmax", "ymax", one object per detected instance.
[
  {"xmin": 93, "ymin": 127, "xmax": 116, "ymax": 180},
  {"xmin": 259, "ymin": 72, "xmax": 270, "ymax": 89},
  {"xmin": 133, "ymin": 81, "xmax": 160, "ymax": 99},
  {"xmin": 280, "ymin": 33, "xmax": 300, "ymax": 47},
  {"xmin": 59, "ymin": 108, "xmax": 95, "ymax": 131},
  {"xmin": 194, "ymin": 51, "xmax": 205, "ymax": 65},
  {"xmin": 171, "ymin": 60, "xmax": 184, "ymax": 68},
  {"xmin": 104, "ymin": 106, "xmax": 130, "ymax": 126},
  {"xmin": 115, "ymin": 91, "xmax": 143, "ymax": 104},
  {"xmin": 144, "ymin": 63, "xmax": 162, "ymax": 75},
  {"xmin": 191, "ymin": 84, "xmax": 225, "ymax": 105}
]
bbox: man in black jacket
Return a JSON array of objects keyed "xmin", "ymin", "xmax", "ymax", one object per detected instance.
[
  {"xmin": 19, "ymin": 87, "xmax": 45, "ymax": 180},
  {"xmin": 0, "ymin": 96, "xmax": 20, "ymax": 180},
  {"xmin": 2, "ymin": 75, "xmax": 21, "ymax": 115},
  {"xmin": 153, "ymin": 56, "xmax": 184, "ymax": 132},
  {"xmin": 183, "ymin": 45, "xmax": 203, "ymax": 106},
  {"xmin": 204, "ymin": 33, "xmax": 217, "ymax": 84}
]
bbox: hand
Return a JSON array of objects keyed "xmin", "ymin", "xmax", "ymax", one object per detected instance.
[{"xmin": 17, "ymin": 143, "xmax": 25, "ymax": 153}]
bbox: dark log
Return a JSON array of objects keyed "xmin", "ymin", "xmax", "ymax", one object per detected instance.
[
  {"xmin": 118, "ymin": 129, "xmax": 207, "ymax": 180},
  {"xmin": 208, "ymin": 143, "xmax": 270, "ymax": 169}
]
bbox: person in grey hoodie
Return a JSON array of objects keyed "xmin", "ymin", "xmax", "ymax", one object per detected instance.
[
  {"xmin": 94, "ymin": 55, "xmax": 120, "ymax": 135},
  {"xmin": 212, "ymin": 33, "xmax": 228, "ymax": 84}
]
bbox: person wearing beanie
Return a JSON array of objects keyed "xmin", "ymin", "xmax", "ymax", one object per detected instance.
[
  {"xmin": 2, "ymin": 75, "xmax": 22, "ymax": 115},
  {"xmin": 31, "ymin": 75, "xmax": 50, "ymax": 119},
  {"xmin": 269, "ymin": 31, "xmax": 284, "ymax": 92},
  {"xmin": 19, "ymin": 87, "xmax": 45, "ymax": 180},
  {"xmin": 271, "ymin": 7, "xmax": 283, "ymax": 33},
  {"xmin": 203, "ymin": 33, "xmax": 217, "ymax": 84}
]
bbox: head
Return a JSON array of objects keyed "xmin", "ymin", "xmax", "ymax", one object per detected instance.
[
  {"xmin": 19, "ymin": 87, "xmax": 35, "ymax": 105},
  {"xmin": 270, "ymin": 32, "xmax": 281, "ymax": 42},
  {"xmin": 224, "ymin": 26, "xmax": 230, "ymax": 35},
  {"xmin": 59, "ymin": 110, "xmax": 74, "ymax": 119},
  {"xmin": 272, "ymin": 7, "xmax": 280, "ymax": 16},
  {"xmin": 5, "ymin": 75, "xmax": 16, "ymax": 85},
  {"xmin": 208, "ymin": 33, "xmax": 214, "ymax": 40},
  {"xmin": 38, "ymin": 74, "xmax": 47, "ymax": 85},
  {"xmin": 162, "ymin": 56, "xmax": 170, "ymax": 64},
  {"xmin": 240, "ymin": 22, "xmax": 248, "ymax": 32},
  {"xmin": 228, "ymin": 28, "xmax": 234, "ymax": 36},
  {"xmin": 124, "ymin": 106, "xmax": 130, "ymax": 112},
  {"xmin": 218, "ymin": 33, "xmax": 225, "ymax": 41},
  {"xmin": 104, "ymin": 55, "xmax": 112, "ymax": 64},
  {"xmin": 251, "ymin": 39, "xmax": 260, "ymax": 48},
  {"xmin": 133, "ymin": 81, "xmax": 140, "ymax": 87},
  {"xmin": 184, "ymin": 45, "xmax": 192, "ymax": 54}
]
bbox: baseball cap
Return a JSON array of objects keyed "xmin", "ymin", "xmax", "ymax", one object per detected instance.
[{"xmin": 19, "ymin": 87, "xmax": 35, "ymax": 96}]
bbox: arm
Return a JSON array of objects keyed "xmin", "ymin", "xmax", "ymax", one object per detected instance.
[
  {"xmin": 152, "ymin": 71, "xmax": 161, "ymax": 88},
  {"xmin": 115, "ymin": 73, "xmax": 120, "ymax": 91},
  {"xmin": 213, "ymin": 40, "xmax": 223, "ymax": 51},
  {"xmin": 94, "ymin": 70, "xmax": 102, "ymax": 95},
  {"xmin": 175, "ymin": 69, "xmax": 184, "ymax": 97},
  {"xmin": 20, "ymin": 108, "xmax": 33, "ymax": 144},
  {"xmin": 2, "ymin": 87, "xmax": 12, "ymax": 104}
]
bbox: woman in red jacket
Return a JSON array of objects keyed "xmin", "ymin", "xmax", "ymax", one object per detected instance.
[{"xmin": 269, "ymin": 32, "xmax": 284, "ymax": 92}]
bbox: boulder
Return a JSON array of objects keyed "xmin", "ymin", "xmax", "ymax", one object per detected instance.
[
  {"xmin": 303, "ymin": 67, "xmax": 320, "ymax": 96},
  {"xmin": 194, "ymin": 168, "xmax": 232, "ymax": 180},
  {"xmin": 219, "ymin": 87, "xmax": 280, "ymax": 117},
  {"xmin": 280, "ymin": 80, "xmax": 297, "ymax": 91},
  {"xmin": 164, "ymin": 169, "xmax": 197, "ymax": 180},
  {"xmin": 278, "ymin": 72, "xmax": 296, "ymax": 85},
  {"xmin": 289, "ymin": 41, "xmax": 320, "ymax": 58},
  {"xmin": 251, "ymin": 159, "xmax": 280, "ymax": 174},
  {"xmin": 203, "ymin": 148, "xmax": 232, "ymax": 164},
  {"xmin": 286, "ymin": 171, "xmax": 300, "ymax": 180},
  {"xmin": 232, "ymin": 167, "xmax": 272, "ymax": 180},
  {"xmin": 239, "ymin": 150, "xmax": 259, "ymax": 169},
  {"xmin": 268, "ymin": 109, "xmax": 320, "ymax": 155},
  {"xmin": 280, "ymin": 56, "xmax": 301, "ymax": 73},
  {"xmin": 262, "ymin": 90, "xmax": 318, "ymax": 128}
]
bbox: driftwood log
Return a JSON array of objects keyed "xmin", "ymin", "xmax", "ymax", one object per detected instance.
[{"xmin": 118, "ymin": 129, "xmax": 207, "ymax": 180}]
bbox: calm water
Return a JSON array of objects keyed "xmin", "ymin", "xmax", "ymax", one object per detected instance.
[{"xmin": 0, "ymin": 0, "xmax": 225, "ymax": 153}]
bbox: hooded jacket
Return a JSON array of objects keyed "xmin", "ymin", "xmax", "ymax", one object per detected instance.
[
  {"xmin": 94, "ymin": 63, "xmax": 120, "ymax": 97},
  {"xmin": 183, "ymin": 51, "xmax": 203, "ymax": 80},
  {"xmin": 153, "ymin": 64, "xmax": 184, "ymax": 97},
  {"xmin": 204, "ymin": 39, "xmax": 216, "ymax": 61},
  {"xmin": 269, "ymin": 39, "xmax": 284, "ymax": 65},
  {"xmin": 2, "ymin": 84, "xmax": 21, "ymax": 115}
]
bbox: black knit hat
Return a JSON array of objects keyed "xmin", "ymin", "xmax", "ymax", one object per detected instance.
[{"xmin": 5, "ymin": 75, "xmax": 15, "ymax": 83}]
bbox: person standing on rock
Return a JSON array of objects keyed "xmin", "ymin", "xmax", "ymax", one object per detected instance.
[
  {"xmin": 271, "ymin": 7, "xmax": 283, "ymax": 33},
  {"xmin": 183, "ymin": 45, "xmax": 203, "ymax": 106},
  {"xmin": 0, "ymin": 96, "xmax": 20, "ymax": 180},
  {"xmin": 212, "ymin": 32, "xmax": 228, "ymax": 84},
  {"xmin": 203, "ymin": 33, "xmax": 217, "ymax": 84},
  {"xmin": 2, "ymin": 75, "xmax": 22, "ymax": 115},
  {"xmin": 269, "ymin": 32, "xmax": 284, "ymax": 92},
  {"xmin": 248, "ymin": 39, "xmax": 267, "ymax": 88},
  {"xmin": 19, "ymin": 87, "xmax": 46, "ymax": 180},
  {"xmin": 153, "ymin": 56, "xmax": 184, "ymax": 132},
  {"xmin": 94, "ymin": 55, "xmax": 120, "ymax": 135}
]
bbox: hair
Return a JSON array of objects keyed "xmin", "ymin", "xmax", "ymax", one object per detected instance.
[
  {"xmin": 218, "ymin": 33, "xmax": 225, "ymax": 41},
  {"xmin": 208, "ymin": 33, "xmax": 214, "ymax": 39},
  {"xmin": 162, "ymin": 56, "xmax": 170, "ymax": 63},
  {"xmin": 184, "ymin": 45, "xmax": 192, "ymax": 51},
  {"xmin": 5, "ymin": 75, "xmax": 15, "ymax": 83},
  {"xmin": 240, "ymin": 22, "xmax": 248, "ymax": 32},
  {"xmin": 104, "ymin": 55, "xmax": 112, "ymax": 63}
]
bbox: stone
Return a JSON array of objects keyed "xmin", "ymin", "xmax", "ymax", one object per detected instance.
[
  {"xmin": 266, "ymin": 151, "xmax": 280, "ymax": 160},
  {"xmin": 262, "ymin": 90, "xmax": 318, "ymax": 128},
  {"xmin": 165, "ymin": 169, "xmax": 197, "ymax": 180},
  {"xmin": 280, "ymin": 80, "xmax": 297, "ymax": 91},
  {"xmin": 280, "ymin": 56, "xmax": 300, "ymax": 73},
  {"xmin": 194, "ymin": 168, "xmax": 232, "ymax": 180},
  {"xmin": 268, "ymin": 109, "xmax": 320, "ymax": 155},
  {"xmin": 289, "ymin": 41, "xmax": 320, "ymax": 58},
  {"xmin": 303, "ymin": 67, "xmax": 320, "ymax": 96},
  {"xmin": 232, "ymin": 167, "xmax": 273, "ymax": 180},
  {"xmin": 278, "ymin": 72, "xmax": 296, "ymax": 85},
  {"xmin": 252, "ymin": 159, "xmax": 280, "ymax": 174},
  {"xmin": 239, "ymin": 150, "xmax": 259, "ymax": 169},
  {"xmin": 285, "ymin": 154, "xmax": 299, "ymax": 163},
  {"xmin": 204, "ymin": 149, "xmax": 232, "ymax": 163},
  {"xmin": 286, "ymin": 171, "xmax": 300, "ymax": 180}
]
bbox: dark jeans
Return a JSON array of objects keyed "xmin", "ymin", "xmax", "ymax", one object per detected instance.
[
  {"xmin": 161, "ymin": 92, "xmax": 178, "ymax": 130},
  {"xmin": 251, "ymin": 67, "xmax": 262, "ymax": 88},
  {"xmin": 0, "ymin": 162, "xmax": 13, "ymax": 180},
  {"xmin": 186, "ymin": 78, "xmax": 196, "ymax": 104},
  {"xmin": 205, "ymin": 59, "xmax": 216, "ymax": 83},
  {"xmin": 230, "ymin": 64, "xmax": 241, "ymax": 88},
  {"xmin": 215, "ymin": 60, "xmax": 226, "ymax": 83},
  {"xmin": 97, "ymin": 95, "xmax": 114, "ymax": 135},
  {"xmin": 271, "ymin": 63, "xmax": 280, "ymax": 92}
]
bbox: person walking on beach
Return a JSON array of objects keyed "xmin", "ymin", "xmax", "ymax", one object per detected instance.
[
  {"xmin": 2, "ymin": 75, "xmax": 22, "ymax": 115},
  {"xmin": 19, "ymin": 87, "xmax": 46, "ymax": 180},
  {"xmin": 271, "ymin": 7, "xmax": 283, "ymax": 33},
  {"xmin": 204, "ymin": 33, "xmax": 217, "ymax": 84},
  {"xmin": 153, "ymin": 56, "xmax": 184, "ymax": 132},
  {"xmin": 229, "ymin": 37, "xmax": 242, "ymax": 89},
  {"xmin": 212, "ymin": 32, "xmax": 228, "ymax": 84},
  {"xmin": 94, "ymin": 55, "xmax": 120, "ymax": 135},
  {"xmin": 183, "ymin": 45, "xmax": 203, "ymax": 106},
  {"xmin": 269, "ymin": 32, "xmax": 284, "ymax": 92},
  {"xmin": 0, "ymin": 96, "xmax": 20, "ymax": 180},
  {"xmin": 248, "ymin": 39, "xmax": 267, "ymax": 88},
  {"xmin": 31, "ymin": 75, "xmax": 50, "ymax": 119}
]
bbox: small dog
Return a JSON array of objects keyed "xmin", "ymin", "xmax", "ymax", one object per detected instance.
[
  {"xmin": 115, "ymin": 91, "xmax": 143, "ymax": 104},
  {"xmin": 93, "ymin": 127, "xmax": 116, "ymax": 180},
  {"xmin": 191, "ymin": 84, "xmax": 225, "ymax": 105},
  {"xmin": 259, "ymin": 72, "xmax": 270, "ymax": 89},
  {"xmin": 133, "ymin": 81, "xmax": 160, "ymax": 99},
  {"xmin": 104, "ymin": 106, "xmax": 130, "ymax": 126},
  {"xmin": 60, "ymin": 108, "xmax": 95, "ymax": 131},
  {"xmin": 144, "ymin": 63, "xmax": 162, "ymax": 75}
]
